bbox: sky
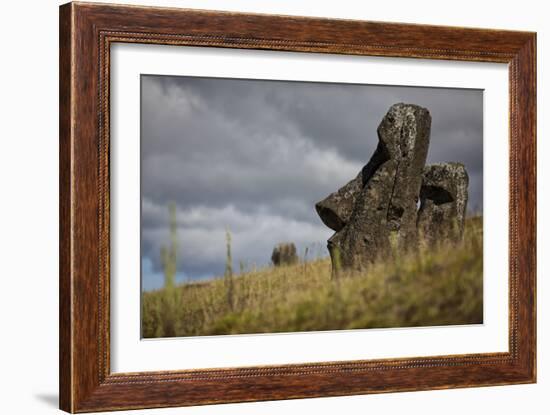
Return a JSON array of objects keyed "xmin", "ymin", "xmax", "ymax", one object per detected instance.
[{"xmin": 141, "ymin": 75, "xmax": 483, "ymax": 291}]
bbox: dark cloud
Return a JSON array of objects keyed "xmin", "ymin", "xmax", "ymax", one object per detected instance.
[{"xmin": 141, "ymin": 75, "xmax": 483, "ymax": 284}]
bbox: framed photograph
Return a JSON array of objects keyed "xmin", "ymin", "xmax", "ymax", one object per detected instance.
[{"xmin": 59, "ymin": 2, "xmax": 536, "ymax": 412}]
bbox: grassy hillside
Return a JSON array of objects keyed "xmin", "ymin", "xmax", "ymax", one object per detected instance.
[{"xmin": 142, "ymin": 217, "xmax": 483, "ymax": 338}]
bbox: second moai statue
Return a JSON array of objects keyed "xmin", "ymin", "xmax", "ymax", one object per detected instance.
[{"xmin": 417, "ymin": 162, "xmax": 469, "ymax": 245}]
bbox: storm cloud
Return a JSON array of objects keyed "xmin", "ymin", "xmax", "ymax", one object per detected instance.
[{"xmin": 141, "ymin": 75, "xmax": 483, "ymax": 290}]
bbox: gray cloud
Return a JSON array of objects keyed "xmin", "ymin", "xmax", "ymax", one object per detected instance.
[{"xmin": 141, "ymin": 75, "xmax": 483, "ymax": 284}]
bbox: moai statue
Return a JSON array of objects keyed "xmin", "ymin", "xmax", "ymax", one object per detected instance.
[
  {"xmin": 417, "ymin": 163, "xmax": 469, "ymax": 245},
  {"xmin": 271, "ymin": 242, "xmax": 298, "ymax": 266},
  {"xmin": 316, "ymin": 103, "xmax": 431, "ymax": 273}
]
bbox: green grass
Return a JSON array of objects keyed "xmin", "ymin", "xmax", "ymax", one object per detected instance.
[{"xmin": 142, "ymin": 217, "xmax": 483, "ymax": 338}]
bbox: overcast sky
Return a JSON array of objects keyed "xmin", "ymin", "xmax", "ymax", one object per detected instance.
[{"xmin": 141, "ymin": 75, "xmax": 483, "ymax": 290}]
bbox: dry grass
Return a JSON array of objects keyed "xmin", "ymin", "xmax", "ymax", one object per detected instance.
[{"xmin": 142, "ymin": 217, "xmax": 483, "ymax": 338}]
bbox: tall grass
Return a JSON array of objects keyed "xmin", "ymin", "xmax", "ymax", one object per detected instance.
[
  {"xmin": 144, "ymin": 202, "xmax": 181, "ymax": 337},
  {"xmin": 160, "ymin": 202, "xmax": 178, "ymax": 289},
  {"xmin": 142, "ymin": 217, "xmax": 483, "ymax": 338},
  {"xmin": 224, "ymin": 228, "xmax": 234, "ymax": 311}
]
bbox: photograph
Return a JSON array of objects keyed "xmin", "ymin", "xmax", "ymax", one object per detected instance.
[{"xmin": 140, "ymin": 75, "xmax": 484, "ymax": 338}]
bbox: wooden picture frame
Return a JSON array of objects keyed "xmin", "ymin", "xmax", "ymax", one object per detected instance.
[{"xmin": 59, "ymin": 2, "xmax": 536, "ymax": 412}]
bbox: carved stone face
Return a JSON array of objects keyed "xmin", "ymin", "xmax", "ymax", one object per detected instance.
[
  {"xmin": 418, "ymin": 163, "xmax": 469, "ymax": 245},
  {"xmin": 315, "ymin": 104, "xmax": 468, "ymax": 275}
]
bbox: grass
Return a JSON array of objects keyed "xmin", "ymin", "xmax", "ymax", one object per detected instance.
[{"xmin": 142, "ymin": 217, "xmax": 483, "ymax": 338}]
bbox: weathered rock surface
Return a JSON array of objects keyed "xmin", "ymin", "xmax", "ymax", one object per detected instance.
[
  {"xmin": 417, "ymin": 162, "xmax": 469, "ymax": 245},
  {"xmin": 315, "ymin": 103, "xmax": 471, "ymax": 276},
  {"xmin": 318, "ymin": 103, "xmax": 432, "ymax": 272},
  {"xmin": 315, "ymin": 104, "xmax": 431, "ymax": 236},
  {"xmin": 271, "ymin": 242, "xmax": 298, "ymax": 266},
  {"xmin": 378, "ymin": 103, "xmax": 431, "ymax": 248},
  {"xmin": 327, "ymin": 160, "xmax": 397, "ymax": 273},
  {"xmin": 315, "ymin": 171, "xmax": 364, "ymax": 232}
]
